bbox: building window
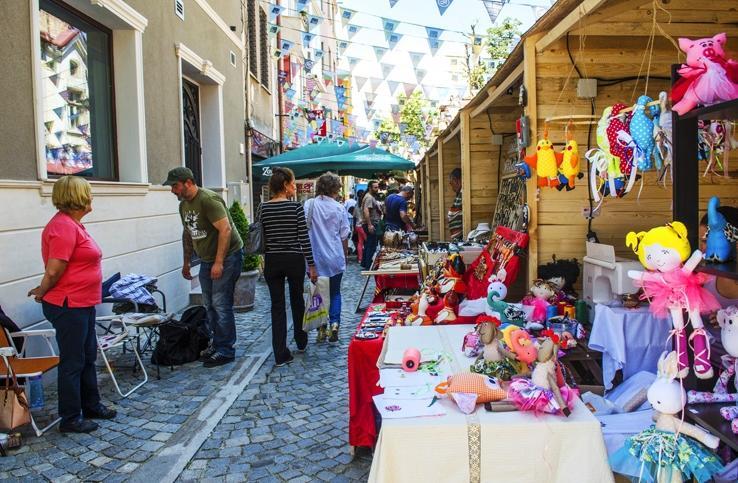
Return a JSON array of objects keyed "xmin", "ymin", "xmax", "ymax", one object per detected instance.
[
  {"xmin": 259, "ymin": 7, "xmax": 269, "ymax": 87},
  {"xmin": 247, "ymin": 0, "xmax": 257, "ymax": 77},
  {"xmin": 39, "ymin": 0, "xmax": 116, "ymax": 180}
]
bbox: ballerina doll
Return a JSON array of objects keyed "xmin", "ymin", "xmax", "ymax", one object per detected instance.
[{"xmin": 626, "ymin": 222, "xmax": 721, "ymax": 379}]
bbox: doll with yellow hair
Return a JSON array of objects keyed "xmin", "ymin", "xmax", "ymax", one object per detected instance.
[{"xmin": 626, "ymin": 222, "xmax": 720, "ymax": 379}]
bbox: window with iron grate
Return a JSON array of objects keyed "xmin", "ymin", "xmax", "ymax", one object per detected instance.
[
  {"xmin": 259, "ymin": 7, "xmax": 269, "ymax": 87},
  {"xmin": 247, "ymin": 0, "xmax": 257, "ymax": 77}
]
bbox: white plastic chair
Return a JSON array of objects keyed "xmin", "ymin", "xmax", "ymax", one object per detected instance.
[{"xmin": 95, "ymin": 315, "xmax": 148, "ymax": 397}]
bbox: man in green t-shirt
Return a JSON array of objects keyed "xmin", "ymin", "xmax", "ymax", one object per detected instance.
[{"xmin": 164, "ymin": 167, "xmax": 243, "ymax": 368}]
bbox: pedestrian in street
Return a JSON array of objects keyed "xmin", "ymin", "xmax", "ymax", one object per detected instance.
[
  {"xmin": 354, "ymin": 190, "xmax": 367, "ymax": 263},
  {"xmin": 383, "ymin": 185, "xmax": 415, "ymax": 232},
  {"xmin": 165, "ymin": 167, "xmax": 244, "ymax": 368},
  {"xmin": 305, "ymin": 172, "xmax": 351, "ymax": 343},
  {"xmin": 447, "ymin": 168, "xmax": 463, "ymax": 241},
  {"xmin": 344, "ymin": 192, "xmax": 357, "ymax": 246},
  {"xmin": 260, "ymin": 167, "xmax": 317, "ymax": 366},
  {"xmin": 28, "ymin": 175, "xmax": 116, "ymax": 433},
  {"xmin": 361, "ymin": 180, "xmax": 382, "ymax": 269}
]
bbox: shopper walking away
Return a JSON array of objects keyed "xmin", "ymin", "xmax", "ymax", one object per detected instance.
[
  {"xmin": 305, "ymin": 172, "xmax": 350, "ymax": 343},
  {"xmin": 354, "ymin": 190, "xmax": 367, "ymax": 263},
  {"xmin": 260, "ymin": 167, "xmax": 317, "ymax": 366},
  {"xmin": 361, "ymin": 180, "xmax": 382, "ymax": 269},
  {"xmin": 384, "ymin": 185, "xmax": 415, "ymax": 232},
  {"xmin": 29, "ymin": 176, "xmax": 116, "ymax": 433},
  {"xmin": 165, "ymin": 167, "xmax": 243, "ymax": 368}
]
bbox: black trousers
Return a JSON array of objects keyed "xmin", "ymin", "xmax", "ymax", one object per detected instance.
[
  {"xmin": 42, "ymin": 301, "xmax": 101, "ymax": 424},
  {"xmin": 264, "ymin": 253, "xmax": 308, "ymax": 364}
]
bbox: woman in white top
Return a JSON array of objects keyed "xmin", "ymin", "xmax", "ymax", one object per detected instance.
[{"xmin": 305, "ymin": 172, "xmax": 351, "ymax": 342}]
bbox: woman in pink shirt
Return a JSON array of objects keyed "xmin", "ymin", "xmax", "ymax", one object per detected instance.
[{"xmin": 28, "ymin": 176, "xmax": 115, "ymax": 433}]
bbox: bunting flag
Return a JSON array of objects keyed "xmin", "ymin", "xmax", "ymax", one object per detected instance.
[
  {"xmin": 340, "ymin": 8, "xmax": 355, "ymax": 26},
  {"xmin": 365, "ymin": 92, "xmax": 376, "ymax": 103},
  {"xmin": 399, "ymin": 122, "xmax": 407, "ymax": 134},
  {"xmin": 409, "ymin": 51, "xmax": 424, "ymax": 69},
  {"xmin": 381, "ymin": 63, "xmax": 393, "ymax": 79},
  {"xmin": 532, "ymin": 5, "xmax": 548, "ymax": 17},
  {"xmin": 285, "ymin": 88, "xmax": 296, "ymax": 99},
  {"xmin": 415, "ymin": 68, "xmax": 427, "ymax": 83},
  {"xmin": 482, "ymin": 0, "xmax": 506, "ymax": 24},
  {"xmin": 302, "ymin": 32, "xmax": 315, "ymax": 47},
  {"xmin": 389, "ymin": 0, "xmax": 399, "ymax": 5},
  {"xmin": 273, "ymin": 49, "xmax": 283, "ymax": 58},
  {"xmin": 366, "ymin": 109, "xmax": 376, "ymax": 120},
  {"xmin": 323, "ymin": 70, "xmax": 334, "ymax": 85},
  {"xmin": 278, "ymin": 70, "xmax": 288, "ymax": 85},
  {"xmin": 386, "ymin": 32, "xmax": 402, "ymax": 50},
  {"xmin": 313, "ymin": 50, "xmax": 323, "ymax": 61},
  {"xmin": 402, "ymin": 82, "xmax": 416, "ymax": 97},
  {"xmin": 386, "ymin": 80, "xmax": 400, "ymax": 95},
  {"xmin": 374, "ymin": 46, "xmax": 388, "ymax": 61},
  {"xmin": 347, "ymin": 57, "xmax": 360, "ymax": 67},
  {"xmin": 268, "ymin": 24, "xmax": 280, "ymax": 35},
  {"xmin": 369, "ymin": 78, "xmax": 383, "ymax": 92},
  {"xmin": 429, "ymin": 38, "xmax": 443, "ymax": 56},
  {"xmin": 392, "ymin": 111, "xmax": 401, "ymax": 124},
  {"xmin": 338, "ymin": 41, "xmax": 349, "ymax": 54},
  {"xmin": 307, "ymin": 15, "xmax": 321, "ymax": 29},
  {"xmin": 391, "ymin": 104, "xmax": 400, "ymax": 114},
  {"xmin": 304, "ymin": 59, "xmax": 315, "ymax": 72},
  {"xmin": 381, "ymin": 17, "xmax": 398, "ymax": 34},
  {"xmin": 296, "ymin": 0, "xmax": 309, "ymax": 12},
  {"xmin": 472, "ymin": 35, "xmax": 484, "ymax": 55},
  {"xmin": 279, "ymin": 39, "xmax": 294, "ymax": 53},
  {"xmin": 347, "ymin": 24, "xmax": 360, "ymax": 39},
  {"xmin": 268, "ymin": 4, "xmax": 285, "ymax": 21},
  {"xmin": 435, "ymin": 0, "xmax": 455, "ymax": 15},
  {"xmin": 372, "ymin": 119, "xmax": 381, "ymax": 130},
  {"xmin": 354, "ymin": 76, "xmax": 369, "ymax": 90}
]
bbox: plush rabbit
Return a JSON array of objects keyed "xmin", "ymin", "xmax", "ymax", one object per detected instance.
[
  {"xmin": 610, "ymin": 351, "xmax": 723, "ymax": 483},
  {"xmin": 715, "ymin": 306, "xmax": 738, "ymax": 394}
]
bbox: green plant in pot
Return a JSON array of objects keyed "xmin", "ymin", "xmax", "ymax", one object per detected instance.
[{"xmin": 229, "ymin": 201, "xmax": 261, "ymax": 311}]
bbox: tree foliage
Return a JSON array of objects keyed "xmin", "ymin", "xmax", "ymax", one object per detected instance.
[
  {"xmin": 229, "ymin": 201, "xmax": 261, "ymax": 272},
  {"xmin": 486, "ymin": 18, "xmax": 522, "ymax": 62},
  {"xmin": 373, "ymin": 90, "xmax": 438, "ymax": 154}
]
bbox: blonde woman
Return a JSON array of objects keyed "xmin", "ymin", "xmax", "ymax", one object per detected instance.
[{"xmin": 28, "ymin": 176, "xmax": 116, "ymax": 433}]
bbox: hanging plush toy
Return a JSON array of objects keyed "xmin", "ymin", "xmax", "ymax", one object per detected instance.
[
  {"xmin": 654, "ymin": 91, "xmax": 672, "ymax": 180},
  {"xmin": 607, "ymin": 103, "xmax": 634, "ymax": 176},
  {"xmin": 671, "ymin": 33, "xmax": 738, "ymax": 115},
  {"xmin": 557, "ymin": 134, "xmax": 580, "ymax": 191},
  {"xmin": 626, "ymin": 222, "xmax": 721, "ymax": 379},
  {"xmin": 588, "ymin": 107, "xmax": 626, "ymax": 203},
  {"xmin": 524, "ymin": 129, "xmax": 562, "ymax": 188},
  {"xmin": 629, "ymin": 95, "xmax": 659, "ymax": 171},
  {"xmin": 705, "ymin": 196, "xmax": 736, "ymax": 262},
  {"xmin": 609, "ymin": 351, "xmax": 723, "ymax": 483}
]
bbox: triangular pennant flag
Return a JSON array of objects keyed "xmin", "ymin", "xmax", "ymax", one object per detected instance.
[
  {"xmin": 347, "ymin": 57, "xmax": 360, "ymax": 67},
  {"xmin": 347, "ymin": 24, "xmax": 360, "ymax": 39},
  {"xmin": 399, "ymin": 123, "xmax": 407, "ymax": 134},
  {"xmin": 268, "ymin": 24, "xmax": 280, "ymax": 35},
  {"xmin": 365, "ymin": 92, "xmax": 376, "ymax": 103},
  {"xmin": 337, "ymin": 40, "xmax": 349, "ymax": 54},
  {"xmin": 304, "ymin": 59, "xmax": 315, "ymax": 71},
  {"xmin": 268, "ymin": 4, "xmax": 285, "ymax": 22},
  {"xmin": 307, "ymin": 15, "xmax": 321, "ymax": 30},
  {"xmin": 482, "ymin": 0, "xmax": 505, "ymax": 23},
  {"xmin": 426, "ymin": 27, "xmax": 442, "ymax": 41},
  {"xmin": 302, "ymin": 31, "xmax": 315, "ymax": 47},
  {"xmin": 279, "ymin": 39, "xmax": 294, "ymax": 52},
  {"xmin": 391, "ymin": 104, "xmax": 400, "ymax": 114},
  {"xmin": 296, "ymin": 0, "xmax": 309, "ymax": 12},
  {"xmin": 314, "ymin": 49, "xmax": 324, "ymax": 60},
  {"xmin": 402, "ymin": 82, "xmax": 416, "ymax": 97},
  {"xmin": 386, "ymin": 32, "xmax": 402, "ymax": 50},
  {"xmin": 387, "ymin": 80, "xmax": 400, "ymax": 95},
  {"xmin": 374, "ymin": 46, "xmax": 388, "ymax": 61},
  {"xmin": 273, "ymin": 48, "xmax": 283, "ymax": 58},
  {"xmin": 409, "ymin": 51, "xmax": 424, "ymax": 68},
  {"xmin": 472, "ymin": 35, "xmax": 484, "ymax": 55},
  {"xmin": 369, "ymin": 78, "xmax": 383, "ymax": 92},
  {"xmin": 381, "ymin": 63, "xmax": 393, "ymax": 79},
  {"xmin": 340, "ymin": 8, "xmax": 355, "ymax": 26},
  {"xmin": 429, "ymin": 39, "xmax": 443, "ymax": 56},
  {"xmin": 381, "ymin": 17, "xmax": 398, "ymax": 33},
  {"xmin": 415, "ymin": 69, "xmax": 427, "ymax": 83},
  {"xmin": 354, "ymin": 76, "xmax": 368, "ymax": 91},
  {"xmin": 389, "ymin": 0, "xmax": 400, "ymax": 5},
  {"xmin": 435, "ymin": 0, "xmax": 455, "ymax": 15}
]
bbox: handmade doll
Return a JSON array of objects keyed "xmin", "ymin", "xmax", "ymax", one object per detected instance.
[
  {"xmin": 626, "ymin": 222, "xmax": 721, "ymax": 379},
  {"xmin": 470, "ymin": 315, "xmax": 519, "ymax": 381},
  {"xmin": 434, "ymin": 291, "xmax": 459, "ymax": 324},
  {"xmin": 607, "ymin": 103, "xmax": 634, "ymax": 176},
  {"xmin": 654, "ymin": 91, "xmax": 672, "ymax": 177},
  {"xmin": 538, "ymin": 257, "xmax": 580, "ymax": 303},
  {"xmin": 630, "ymin": 95, "xmax": 659, "ymax": 171},
  {"xmin": 506, "ymin": 328, "xmax": 537, "ymax": 375},
  {"xmin": 557, "ymin": 138, "xmax": 580, "ymax": 191},
  {"xmin": 524, "ymin": 134, "xmax": 562, "ymax": 188},
  {"xmin": 508, "ymin": 336, "xmax": 576, "ymax": 416},
  {"xmin": 587, "ymin": 107, "xmax": 625, "ymax": 202},
  {"xmin": 671, "ymin": 33, "xmax": 738, "ymax": 115},
  {"xmin": 705, "ymin": 196, "xmax": 735, "ymax": 263},
  {"xmin": 522, "ymin": 279, "xmax": 556, "ymax": 323},
  {"xmin": 609, "ymin": 351, "xmax": 723, "ymax": 483}
]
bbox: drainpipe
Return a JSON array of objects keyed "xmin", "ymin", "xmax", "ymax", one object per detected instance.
[{"xmin": 276, "ymin": 0, "xmax": 284, "ymax": 153}]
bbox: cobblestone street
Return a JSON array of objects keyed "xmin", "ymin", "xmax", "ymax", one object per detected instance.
[{"xmin": 1, "ymin": 261, "xmax": 374, "ymax": 482}]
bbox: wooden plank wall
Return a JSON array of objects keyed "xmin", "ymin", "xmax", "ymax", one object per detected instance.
[
  {"xmin": 427, "ymin": 153, "xmax": 441, "ymax": 241},
  {"xmin": 468, "ymin": 114, "xmax": 499, "ymax": 229},
  {"xmin": 441, "ymin": 136, "xmax": 461, "ymax": 240}
]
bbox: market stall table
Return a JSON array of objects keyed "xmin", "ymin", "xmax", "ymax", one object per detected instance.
[
  {"xmin": 588, "ymin": 303, "xmax": 672, "ymax": 390},
  {"xmin": 368, "ymin": 325, "xmax": 613, "ymax": 483}
]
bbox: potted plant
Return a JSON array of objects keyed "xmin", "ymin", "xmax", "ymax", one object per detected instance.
[{"xmin": 229, "ymin": 201, "xmax": 261, "ymax": 311}]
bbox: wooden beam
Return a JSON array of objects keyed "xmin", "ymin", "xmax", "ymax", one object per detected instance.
[
  {"xmin": 572, "ymin": 22, "xmax": 738, "ymax": 38},
  {"xmin": 423, "ymin": 154, "xmax": 433, "ymax": 237},
  {"xmin": 443, "ymin": 123, "xmax": 461, "ymax": 144},
  {"xmin": 523, "ymin": 33, "xmax": 543, "ymax": 287},
  {"xmin": 470, "ymin": 63, "xmax": 524, "ymax": 118},
  {"xmin": 437, "ymin": 141, "xmax": 446, "ymax": 239},
  {"xmin": 460, "ymin": 109, "xmax": 471, "ymax": 236},
  {"xmin": 535, "ymin": 0, "xmax": 611, "ymax": 53}
]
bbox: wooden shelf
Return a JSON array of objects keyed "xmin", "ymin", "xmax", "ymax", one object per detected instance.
[
  {"xmin": 686, "ymin": 403, "xmax": 738, "ymax": 452},
  {"xmin": 677, "ymin": 98, "xmax": 738, "ymax": 121},
  {"xmin": 697, "ymin": 259, "xmax": 738, "ymax": 280}
]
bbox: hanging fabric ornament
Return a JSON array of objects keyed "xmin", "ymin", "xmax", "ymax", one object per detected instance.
[
  {"xmin": 606, "ymin": 103, "xmax": 633, "ymax": 175},
  {"xmin": 654, "ymin": 91, "xmax": 673, "ymax": 180},
  {"xmin": 556, "ymin": 122, "xmax": 580, "ymax": 191},
  {"xmin": 629, "ymin": 95, "xmax": 659, "ymax": 171}
]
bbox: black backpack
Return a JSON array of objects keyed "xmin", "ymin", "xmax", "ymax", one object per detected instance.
[{"xmin": 151, "ymin": 306, "xmax": 209, "ymax": 366}]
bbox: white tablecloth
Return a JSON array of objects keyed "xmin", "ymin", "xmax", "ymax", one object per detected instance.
[{"xmin": 368, "ymin": 325, "xmax": 614, "ymax": 483}]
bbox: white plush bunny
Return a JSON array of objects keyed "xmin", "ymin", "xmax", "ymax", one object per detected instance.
[
  {"xmin": 649, "ymin": 351, "xmax": 720, "ymax": 450},
  {"xmin": 715, "ymin": 305, "xmax": 738, "ymax": 393}
]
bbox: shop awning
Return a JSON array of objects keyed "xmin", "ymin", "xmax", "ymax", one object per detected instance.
[{"xmin": 252, "ymin": 142, "xmax": 416, "ymax": 180}]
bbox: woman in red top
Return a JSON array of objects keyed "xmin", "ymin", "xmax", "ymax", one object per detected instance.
[{"xmin": 28, "ymin": 176, "xmax": 116, "ymax": 433}]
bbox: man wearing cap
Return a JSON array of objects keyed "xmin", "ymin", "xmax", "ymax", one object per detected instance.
[
  {"xmin": 164, "ymin": 167, "xmax": 243, "ymax": 368},
  {"xmin": 383, "ymin": 185, "xmax": 415, "ymax": 232}
]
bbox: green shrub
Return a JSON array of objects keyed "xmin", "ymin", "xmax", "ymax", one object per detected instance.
[{"xmin": 229, "ymin": 201, "xmax": 261, "ymax": 272}]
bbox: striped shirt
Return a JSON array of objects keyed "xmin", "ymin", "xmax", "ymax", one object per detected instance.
[
  {"xmin": 448, "ymin": 189, "xmax": 463, "ymax": 241},
  {"xmin": 259, "ymin": 200, "xmax": 315, "ymax": 265}
]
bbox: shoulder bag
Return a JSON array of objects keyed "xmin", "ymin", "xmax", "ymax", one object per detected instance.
[
  {"xmin": 245, "ymin": 204, "xmax": 264, "ymax": 255},
  {"xmin": 0, "ymin": 357, "xmax": 31, "ymax": 431}
]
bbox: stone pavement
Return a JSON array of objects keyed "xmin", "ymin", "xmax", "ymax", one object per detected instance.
[{"xmin": 1, "ymin": 260, "xmax": 375, "ymax": 482}]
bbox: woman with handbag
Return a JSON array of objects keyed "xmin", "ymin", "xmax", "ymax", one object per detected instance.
[
  {"xmin": 260, "ymin": 167, "xmax": 317, "ymax": 367},
  {"xmin": 27, "ymin": 176, "xmax": 116, "ymax": 433},
  {"xmin": 305, "ymin": 173, "xmax": 351, "ymax": 343}
]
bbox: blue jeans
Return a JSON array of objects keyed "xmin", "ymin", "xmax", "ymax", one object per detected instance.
[
  {"xmin": 329, "ymin": 272, "xmax": 343, "ymax": 326},
  {"xmin": 362, "ymin": 223, "xmax": 378, "ymax": 269},
  {"xmin": 198, "ymin": 249, "xmax": 243, "ymax": 358}
]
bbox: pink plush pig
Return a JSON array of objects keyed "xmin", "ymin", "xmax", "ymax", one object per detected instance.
[{"xmin": 671, "ymin": 33, "xmax": 738, "ymax": 115}]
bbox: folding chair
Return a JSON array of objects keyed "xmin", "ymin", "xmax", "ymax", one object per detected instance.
[
  {"xmin": 94, "ymin": 315, "xmax": 148, "ymax": 397},
  {"xmin": 0, "ymin": 326, "xmax": 60, "ymax": 436}
]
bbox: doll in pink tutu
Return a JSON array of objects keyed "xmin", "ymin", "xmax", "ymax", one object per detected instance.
[{"xmin": 626, "ymin": 222, "xmax": 720, "ymax": 379}]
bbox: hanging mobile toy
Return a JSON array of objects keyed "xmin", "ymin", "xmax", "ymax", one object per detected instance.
[
  {"xmin": 556, "ymin": 121, "xmax": 581, "ymax": 191},
  {"xmin": 629, "ymin": 95, "xmax": 660, "ymax": 171},
  {"xmin": 524, "ymin": 125, "xmax": 562, "ymax": 188},
  {"xmin": 587, "ymin": 107, "xmax": 625, "ymax": 204}
]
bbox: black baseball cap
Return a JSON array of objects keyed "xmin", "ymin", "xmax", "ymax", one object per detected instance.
[{"xmin": 163, "ymin": 167, "xmax": 195, "ymax": 185}]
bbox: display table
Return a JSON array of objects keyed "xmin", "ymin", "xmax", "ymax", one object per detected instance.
[
  {"xmin": 589, "ymin": 303, "xmax": 672, "ymax": 390},
  {"xmin": 368, "ymin": 325, "xmax": 613, "ymax": 483}
]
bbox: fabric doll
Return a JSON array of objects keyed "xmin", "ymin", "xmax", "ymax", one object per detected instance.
[
  {"xmin": 626, "ymin": 222, "xmax": 721, "ymax": 379},
  {"xmin": 705, "ymin": 196, "xmax": 735, "ymax": 263},
  {"xmin": 538, "ymin": 257, "xmax": 580, "ymax": 302},
  {"xmin": 524, "ymin": 135, "xmax": 562, "ymax": 188},
  {"xmin": 434, "ymin": 291, "xmax": 459, "ymax": 324},
  {"xmin": 654, "ymin": 91, "xmax": 672, "ymax": 177},
  {"xmin": 607, "ymin": 103, "xmax": 634, "ymax": 176},
  {"xmin": 556, "ymin": 138, "xmax": 580, "ymax": 191},
  {"xmin": 522, "ymin": 279, "xmax": 556, "ymax": 323},
  {"xmin": 630, "ymin": 95, "xmax": 659, "ymax": 171},
  {"xmin": 470, "ymin": 316, "xmax": 519, "ymax": 381},
  {"xmin": 671, "ymin": 33, "xmax": 738, "ymax": 115},
  {"xmin": 609, "ymin": 351, "xmax": 723, "ymax": 483}
]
